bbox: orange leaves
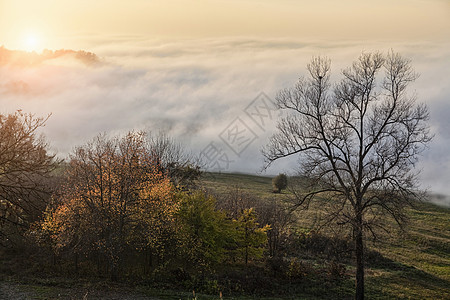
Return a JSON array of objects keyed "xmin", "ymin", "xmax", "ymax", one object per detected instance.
[{"xmin": 39, "ymin": 131, "xmax": 181, "ymax": 268}]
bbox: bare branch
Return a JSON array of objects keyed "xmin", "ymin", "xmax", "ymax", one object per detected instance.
[{"xmin": 262, "ymin": 51, "xmax": 432, "ymax": 298}]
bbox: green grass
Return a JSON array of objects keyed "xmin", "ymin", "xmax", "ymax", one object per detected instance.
[
  {"xmin": 199, "ymin": 172, "xmax": 322, "ymax": 209},
  {"xmin": 200, "ymin": 172, "xmax": 292, "ymax": 200},
  {"xmin": 200, "ymin": 172, "xmax": 450, "ymax": 299}
]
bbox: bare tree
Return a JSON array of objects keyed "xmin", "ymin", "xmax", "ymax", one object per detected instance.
[
  {"xmin": 0, "ymin": 111, "xmax": 58, "ymax": 246},
  {"xmin": 263, "ymin": 51, "xmax": 432, "ymax": 299},
  {"xmin": 214, "ymin": 186, "xmax": 259, "ymax": 219},
  {"xmin": 147, "ymin": 131, "xmax": 201, "ymax": 189}
]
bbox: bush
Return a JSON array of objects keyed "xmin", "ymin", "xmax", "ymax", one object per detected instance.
[
  {"xmin": 327, "ymin": 261, "xmax": 347, "ymax": 279},
  {"xmin": 286, "ymin": 258, "xmax": 315, "ymax": 281}
]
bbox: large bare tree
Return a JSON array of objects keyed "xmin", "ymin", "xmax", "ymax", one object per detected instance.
[{"xmin": 263, "ymin": 51, "xmax": 432, "ymax": 299}]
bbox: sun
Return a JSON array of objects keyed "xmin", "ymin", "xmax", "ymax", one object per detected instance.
[{"xmin": 22, "ymin": 32, "xmax": 42, "ymax": 52}]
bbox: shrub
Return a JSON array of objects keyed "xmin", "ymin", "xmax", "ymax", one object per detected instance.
[{"xmin": 327, "ymin": 261, "xmax": 347, "ymax": 279}]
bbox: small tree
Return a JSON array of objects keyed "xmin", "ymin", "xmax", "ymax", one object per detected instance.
[
  {"xmin": 272, "ymin": 173, "xmax": 288, "ymax": 193},
  {"xmin": 215, "ymin": 186, "xmax": 259, "ymax": 220},
  {"xmin": 176, "ymin": 191, "xmax": 232, "ymax": 269},
  {"xmin": 256, "ymin": 199, "xmax": 292, "ymax": 258},
  {"xmin": 263, "ymin": 51, "xmax": 432, "ymax": 299},
  {"xmin": 234, "ymin": 208, "xmax": 270, "ymax": 266}
]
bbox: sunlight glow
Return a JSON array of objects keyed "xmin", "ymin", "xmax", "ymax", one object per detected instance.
[{"xmin": 22, "ymin": 33, "xmax": 42, "ymax": 52}]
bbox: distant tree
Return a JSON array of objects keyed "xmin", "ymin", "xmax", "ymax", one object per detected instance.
[
  {"xmin": 272, "ymin": 173, "xmax": 288, "ymax": 193},
  {"xmin": 0, "ymin": 111, "xmax": 58, "ymax": 246},
  {"xmin": 263, "ymin": 52, "xmax": 432, "ymax": 299}
]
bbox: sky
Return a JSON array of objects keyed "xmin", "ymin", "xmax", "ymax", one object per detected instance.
[{"xmin": 0, "ymin": 0, "xmax": 449, "ymax": 201}]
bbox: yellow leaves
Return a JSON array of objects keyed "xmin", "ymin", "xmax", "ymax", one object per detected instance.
[{"xmin": 39, "ymin": 132, "xmax": 184, "ymax": 259}]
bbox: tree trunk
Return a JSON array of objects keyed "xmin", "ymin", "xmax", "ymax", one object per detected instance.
[
  {"xmin": 74, "ymin": 252, "xmax": 79, "ymax": 275},
  {"xmin": 355, "ymin": 217, "xmax": 364, "ymax": 300},
  {"xmin": 245, "ymin": 225, "xmax": 249, "ymax": 266}
]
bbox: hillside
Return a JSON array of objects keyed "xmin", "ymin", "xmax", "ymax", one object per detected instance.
[{"xmin": 200, "ymin": 172, "xmax": 450, "ymax": 299}]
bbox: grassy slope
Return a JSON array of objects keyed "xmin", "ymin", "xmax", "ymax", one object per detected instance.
[
  {"xmin": 201, "ymin": 172, "xmax": 281, "ymax": 199},
  {"xmin": 201, "ymin": 172, "xmax": 450, "ymax": 299}
]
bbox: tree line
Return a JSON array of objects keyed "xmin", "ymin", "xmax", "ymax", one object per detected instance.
[{"xmin": 1, "ymin": 122, "xmax": 275, "ymax": 280}]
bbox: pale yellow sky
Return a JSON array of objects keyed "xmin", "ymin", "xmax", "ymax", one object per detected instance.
[{"xmin": 0, "ymin": 0, "xmax": 449, "ymax": 51}]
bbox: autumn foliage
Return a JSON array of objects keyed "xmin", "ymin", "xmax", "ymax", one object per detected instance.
[
  {"xmin": 38, "ymin": 131, "xmax": 270, "ymax": 278},
  {"xmin": 0, "ymin": 111, "xmax": 58, "ymax": 246},
  {"xmin": 40, "ymin": 132, "xmax": 179, "ymax": 277}
]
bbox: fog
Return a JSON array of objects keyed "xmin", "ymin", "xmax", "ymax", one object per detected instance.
[{"xmin": 1, "ymin": 37, "xmax": 449, "ymax": 203}]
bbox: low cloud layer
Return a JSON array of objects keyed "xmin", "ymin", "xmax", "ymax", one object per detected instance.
[{"xmin": 1, "ymin": 37, "xmax": 449, "ymax": 202}]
